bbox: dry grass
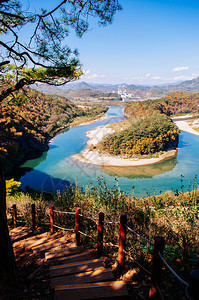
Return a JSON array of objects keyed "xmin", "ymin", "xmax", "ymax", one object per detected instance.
[{"xmin": 7, "ymin": 180, "xmax": 199, "ymax": 298}]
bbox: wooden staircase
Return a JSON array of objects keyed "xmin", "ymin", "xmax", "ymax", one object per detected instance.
[{"xmin": 10, "ymin": 227, "xmax": 129, "ymax": 299}]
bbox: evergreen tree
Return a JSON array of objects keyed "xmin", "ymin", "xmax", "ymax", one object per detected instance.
[{"xmin": 0, "ymin": 0, "xmax": 121, "ymax": 289}]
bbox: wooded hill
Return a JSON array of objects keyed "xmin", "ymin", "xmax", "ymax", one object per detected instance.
[
  {"xmin": 98, "ymin": 114, "xmax": 179, "ymax": 156},
  {"xmin": 97, "ymin": 91, "xmax": 199, "ymax": 157},
  {"xmin": 0, "ymin": 85, "xmax": 107, "ymax": 172},
  {"xmin": 125, "ymin": 91, "xmax": 199, "ymax": 118},
  {"xmin": 35, "ymin": 76, "xmax": 199, "ymax": 100},
  {"xmin": 99, "ymin": 91, "xmax": 199, "ymax": 158},
  {"xmin": 34, "ymin": 83, "xmax": 121, "ymax": 101}
]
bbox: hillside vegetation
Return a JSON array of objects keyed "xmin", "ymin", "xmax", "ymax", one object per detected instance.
[
  {"xmin": 125, "ymin": 91, "xmax": 199, "ymax": 118},
  {"xmin": 98, "ymin": 91, "xmax": 199, "ymax": 157},
  {"xmin": 0, "ymin": 85, "xmax": 107, "ymax": 172},
  {"xmin": 35, "ymin": 84, "xmax": 121, "ymax": 101},
  {"xmin": 35, "ymin": 77, "xmax": 199, "ymax": 100},
  {"xmin": 98, "ymin": 114, "xmax": 179, "ymax": 156},
  {"xmin": 7, "ymin": 178, "xmax": 199, "ymax": 299}
]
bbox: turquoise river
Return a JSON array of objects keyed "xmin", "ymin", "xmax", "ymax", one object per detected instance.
[{"xmin": 18, "ymin": 106, "xmax": 199, "ymax": 198}]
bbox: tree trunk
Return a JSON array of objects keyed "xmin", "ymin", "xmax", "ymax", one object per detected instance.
[
  {"xmin": 0, "ymin": 157, "xmax": 19, "ymax": 290},
  {"xmin": 0, "ymin": 77, "xmax": 33, "ymax": 103}
]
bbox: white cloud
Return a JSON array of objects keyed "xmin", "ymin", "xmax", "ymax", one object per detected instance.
[
  {"xmin": 191, "ymin": 73, "xmax": 199, "ymax": 78},
  {"xmin": 83, "ymin": 69, "xmax": 91, "ymax": 75},
  {"xmin": 172, "ymin": 66, "xmax": 189, "ymax": 72},
  {"xmin": 145, "ymin": 73, "xmax": 151, "ymax": 78},
  {"xmin": 124, "ymin": 74, "xmax": 161, "ymax": 83},
  {"xmin": 123, "ymin": 72, "xmax": 199, "ymax": 85},
  {"xmin": 172, "ymin": 74, "xmax": 199, "ymax": 81},
  {"xmin": 124, "ymin": 76, "xmax": 141, "ymax": 81},
  {"xmin": 91, "ymin": 74, "xmax": 107, "ymax": 78},
  {"xmin": 172, "ymin": 75, "xmax": 188, "ymax": 81},
  {"xmin": 81, "ymin": 72, "xmax": 108, "ymax": 82},
  {"xmin": 85, "ymin": 73, "xmax": 107, "ymax": 79}
]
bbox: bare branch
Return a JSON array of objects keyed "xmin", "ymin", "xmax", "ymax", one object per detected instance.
[
  {"xmin": 1, "ymin": 20, "xmax": 19, "ymax": 49},
  {"xmin": 0, "ymin": 74, "xmax": 78, "ymax": 102},
  {"xmin": 0, "ymin": 40, "xmax": 54, "ymax": 68},
  {"xmin": 17, "ymin": 40, "xmax": 53, "ymax": 63},
  {"xmin": 0, "ymin": 0, "xmax": 121, "ymax": 101},
  {"xmin": 0, "ymin": 78, "xmax": 34, "ymax": 102},
  {"xmin": 50, "ymin": 13, "xmax": 59, "ymax": 30},
  {"xmin": 39, "ymin": 0, "xmax": 67, "ymax": 18},
  {"xmin": 0, "ymin": 0, "xmax": 10, "ymax": 4},
  {"xmin": 29, "ymin": 16, "xmax": 41, "ymax": 46},
  {"xmin": 0, "ymin": 11, "xmax": 25, "ymax": 20},
  {"xmin": 0, "ymin": 60, "xmax": 10, "ymax": 67}
]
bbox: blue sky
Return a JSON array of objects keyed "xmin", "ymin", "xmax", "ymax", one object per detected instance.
[{"xmin": 28, "ymin": 0, "xmax": 199, "ymax": 85}]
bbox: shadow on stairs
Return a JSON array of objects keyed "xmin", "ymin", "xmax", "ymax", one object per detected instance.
[{"xmin": 10, "ymin": 227, "xmax": 129, "ymax": 300}]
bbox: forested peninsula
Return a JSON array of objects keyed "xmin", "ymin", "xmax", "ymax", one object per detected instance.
[
  {"xmin": 0, "ymin": 84, "xmax": 107, "ymax": 173},
  {"xmin": 98, "ymin": 114, "xmax": 179, "ymax": 157},
  {"xmin": 84, "ymin": 91, "xmax": 199, "ymax": 164}
]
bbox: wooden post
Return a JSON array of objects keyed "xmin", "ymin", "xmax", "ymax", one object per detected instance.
[
  {"xmin": 31, "ymin": 203, "xmax": 36, "ymax": 233},
  {"xmin": 12, "ymin": 204, "xmax": 17, "ymax": 228},
  {"xmin": 75, "ymin": 207, "xmax": 81, "ymax": 246},
  {"xmin": 50, "ymin": 205, "xmax": 54, "ymax": 235},
  {"xmin": 97, "ymin": 212, "xmax": 104, "ymax": 257},
  {"xmin": 149, "ymin": 236, "xmax": 165, "ymax": 299},
  {"xmin": 118, "ymin": 213, "xmax": 127, "ymax": 269},
  {"xmin": 186, "ymin": 269, "xmax": 199, "ymax": 299}
]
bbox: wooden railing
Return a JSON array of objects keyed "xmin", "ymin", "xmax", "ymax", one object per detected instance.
[{"xmin": 10, "ymin": 204, "xmax": 199, "ymax": 300}]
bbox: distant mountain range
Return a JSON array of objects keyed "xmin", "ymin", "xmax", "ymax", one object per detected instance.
[{"xmin": 33, "ymin": 77, "xmax": 199, "ymax": 100}]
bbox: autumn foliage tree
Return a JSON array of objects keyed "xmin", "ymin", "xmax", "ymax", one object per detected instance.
[
  {"xmin": 98, "ymin": 114, "xmax": 179, "ymax": 156},
  {"xmin": 0, "ymin": 0, "xmax": 121, "ymax": 290},
  {"xmin": 125, "ymin": 91, "xmax": 199, "ymax": 118}
]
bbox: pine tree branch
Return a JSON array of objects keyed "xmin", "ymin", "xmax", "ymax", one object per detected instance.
[{"xmin": 0, "ymin": 60, "xmax": 10, "ymax": 67}]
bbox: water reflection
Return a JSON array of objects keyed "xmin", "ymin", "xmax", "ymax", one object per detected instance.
[
  {"xmin": 11, "ymin": 151, "xmax": 48, "ymax": 180},
  {"xmin": 102, "ymin": 157, "xmax": 178, "ymax": 179},
  {"xmin": 18, "ymin": 169, "xmax": 71, "ymax": 192},
  {"xmin": 15, "ymin": 106, "xmax": 199, "ymax": 197}
]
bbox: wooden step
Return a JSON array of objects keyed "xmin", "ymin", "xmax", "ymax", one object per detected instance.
[
  {"xmin": 55, "ymin": 250, "xmax": 97, "ymax": 265},
  {"xmin": 54, "ymin": 280, "xmax": 128, "ymax": 300},
  {"xmin": 25, "ymin": 232, "xmax": 55, "ymax": 250},
  {"xmin": 32, "ymin": 236, "xmax": 69, "ymax": 253},
  {"xmin": 10, "ymin": 228, "xmax": 32, "ymax": 243},
  {"xmin": 9, "ymin": 226, "xmax": 26, "ymax": 235},
  {"xmin": 45, "ymin": 245, "xmax": 83, "ymax": 261},
  {"xmin": 23, "ymin": 232, "xmax": 49, "ymax": 245},
  {"xmin": 24, "ymin": 232, "xmax": 62, "ymax": 250},
  {"xmin": 51, "ymin": 268, "xmax": 114, "ymax": 288},
  {"xmin": 50, "ymin": 259, "xmax": 105, "ymax": 278}
]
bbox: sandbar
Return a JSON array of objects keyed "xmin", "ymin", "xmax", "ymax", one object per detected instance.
[
  {"xmin": 72, "ymin": 125, "xmax": 177, "ymax": 167},
  {"xmin": 173, "ymin": 119, "xmax": 199, "ymax": 135},
  {"xmin": 72, "ymin": 115, "xmax": 199, "ymax": 167},
  {"xmin": 73, "ymin": 149, "xmax": 178, "ymax": 167}
]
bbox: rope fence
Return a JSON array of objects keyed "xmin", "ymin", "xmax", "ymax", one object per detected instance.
[
  {"xmin": 79, "ymin": 213, "xmax": 98, "ymax": 222},
  {"xmin": 124, "ymin": 249, "xmax": 152, "ymax": 276},
  {"xmin": 158, "ymin": 252, "xmax": 189, "ymax": 287},
  {"xmin": 79, "ymin": 230, "xmax": 95, "ymax": 240},
  {"xmin": 54, "ymin": 210, "xmax": 75, "ymax": 215},
  {"xmin": 126, "ymin": 225, "xmax": 154, "ymax": 246},
  {"xmin": 36, "ymin": 208, "xmax": 46, "ymax": 212},
  {"xmin": 53, "ymin": 224, "xmax": 74, "ymax": 231},
  {"xmin": 103, "ymin": 220, "xmax": 119, "ymax": 225},
  {"xmin": 9, "ymin": 203, "xmax": 199, "ymax": 300}
]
